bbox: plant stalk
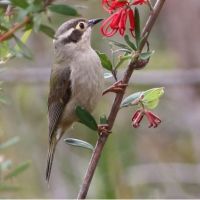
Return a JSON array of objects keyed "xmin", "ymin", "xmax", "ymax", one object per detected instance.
[{"xmin": 77, "ymin": 0, "xmax": 166, "ymax": 198}]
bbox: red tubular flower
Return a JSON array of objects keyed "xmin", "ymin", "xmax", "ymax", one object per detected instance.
[
  {"xmin": 132, "ymin": 110, "xmax": 144, "ymax": 128},
  {"xmin": 145, "ymin": 110, "xmax": 161, "ymax": 128},
  {"xmin": 101, "ymin": 8, "xmax": 123, "ymax": 37},
  {"xmin": 128, "ymin": 8, "xmax": 135, "ymax": 34},
  {"xmin": 131, "ymin": 109, "xmax": 161, "ymax": 128},
  {"xmin": 102, "ymin": 0, "xmax": 129, "ymax": 13},
  {"xmin": 133, "ymin": 0, "xmax": 147, "ymax": 5},
  {"xmin": 101, "ymin": 0, "xmax": 147, "ymax": 37},
  {"xmin": 118, "ymin": 9, "xmax": 128, "ymax": 36}
]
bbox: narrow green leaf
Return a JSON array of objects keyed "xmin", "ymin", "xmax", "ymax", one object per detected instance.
[
  {"xmin": 0, "ymin": 41, "xmax": 10, "ymax": 59},
  {"xmin": 21, "ymin": 29, "xmax": 32, "ymax": 43},
  {"xmin": 124, "ymin": 35, "xmax": 137, "ymax": 50},
  {"xmin": 96, "ymin": 51, "xmax": 113, "ymax": 71},
  {"xmin": 64, "ymin": 138, "xmax": 94, "ymax": 151},
  {"xmin": 113, "ymin": 49, "xmax": 132, "ymax": 54},
  {"xmin": 142, "ymin": 87, "xmax": 164, "ymax": 103},
  {"xmin": 4, "ymin": 161, "xmax": 30, "ymax": 180},
  {"xmin": 13, "ymin": 36, "xmax": 32, "ymax": 59},
  {"xmin": 10, "ymin": 0, "xmax": 28, "ymax": 8},
  {"xmin": 0, "ymin": 184, "xmax": 20, "ymax": 192},
  {"xmin": 39, "ymin": 24, "xmax": 55, "ymax": 38},
  {"xmin": 48, "ymin": 4, "xmax": 78, "ymax": 16},
  {"xmin": 139, "ymin": 50, "xmax": 155, "ymax": 60},
  {"xmin": 0, "ymin": 136, "xmax": 20, "ymax": 150},
  {"xmin": 121, "ymin": 91, "xmax": 144, "ymax": 108},
  {"xmin": 115, "ymin": 55, "xmax": 132, "ymax": 69},
  {"xmin": 134, "ymin": 7, "xmax": 141, "ymax": 48},
  {"xmin": 104, "ymin": 72, "xmax": 113, "ymax": 79},
  {"xmin": 75, "ymin": 106, "xmax": 98, "ymax": 131},
  {"xmin": 33, "ymin": 14, "xmax": 42, "ymax": 32},
  {"xmin": 109, "ymin": 40, "xmax": 132, "ymax": 52}
]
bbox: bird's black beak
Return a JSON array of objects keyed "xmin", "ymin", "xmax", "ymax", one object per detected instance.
[{"xmin": 88, "ymin": 18, "xmax": 103, "ymax": 27}]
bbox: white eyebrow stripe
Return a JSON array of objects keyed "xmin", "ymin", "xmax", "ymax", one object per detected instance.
[{"xmin": 58, "ymin": 28, "xmax": 74, "ymax": 39}]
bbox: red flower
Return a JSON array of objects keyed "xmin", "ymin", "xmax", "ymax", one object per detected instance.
[
  {"xmin": 132, "ymin": 109, "xmax": 161, "ymax": 128},
  {"xmin": 101, "ymin": 0, "xmax": 147, "ymax": 37},
  {"xmin": 133, "ymin": 0, "xmax": 147, "ymax": 5},
  {"xmin": 102, "ymin": 0, "xmax": 147, "ymax": 13}
]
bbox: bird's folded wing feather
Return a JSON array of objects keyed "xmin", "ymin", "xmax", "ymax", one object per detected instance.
[{"xmin": 48, "ymin": 66, "xmax": 71, "ymax": 140}]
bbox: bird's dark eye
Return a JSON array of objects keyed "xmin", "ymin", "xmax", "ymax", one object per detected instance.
[
  {"xmin": 76, "ymin": 22, "xmax": 87, "ymax": 31},
  {"xmin": 79, "ymin": 22, "xmax": 85, "ymax": 29}
]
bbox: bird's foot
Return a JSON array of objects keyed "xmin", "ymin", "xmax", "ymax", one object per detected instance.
[
  {"xmin": 98, "ymin": 124, "xmax": 111, "ymax": 136},
  {"xmin": 102, "ymin": 80, "xmax": 128, "ymax": 95}
]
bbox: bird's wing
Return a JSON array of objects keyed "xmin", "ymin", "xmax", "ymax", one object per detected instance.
[{"xmin": 48, "ymin": 66, "xmax": 71, "ymax": 140}]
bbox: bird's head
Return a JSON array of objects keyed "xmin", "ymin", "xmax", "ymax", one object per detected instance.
[{"xmin": 53, "ymin": 18, "xmax": 103, "ymax": 61}]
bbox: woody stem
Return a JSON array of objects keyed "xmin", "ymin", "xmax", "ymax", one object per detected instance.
[{"xmin": 77, "ymin": 0, "xmax": 166, "ymax": 199}]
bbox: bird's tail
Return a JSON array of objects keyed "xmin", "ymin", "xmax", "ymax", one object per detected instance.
[{"xmin": 46, "ymin": 138, "xmax": 57, "ymax": 183}]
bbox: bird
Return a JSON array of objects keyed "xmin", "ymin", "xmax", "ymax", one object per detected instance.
[{"xmin": 46, "ymin": 18, "xmax": 104, "ymax": 182}]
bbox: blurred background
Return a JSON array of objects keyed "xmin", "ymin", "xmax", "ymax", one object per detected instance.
[{"xmin": 1, "ymin": 0, "xmax": 200, "ymax": 198}]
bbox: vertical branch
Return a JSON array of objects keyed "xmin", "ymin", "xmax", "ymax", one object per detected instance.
[{"xmin": 77, "ymin": 0, "xmax": 166, "ymax": 199}]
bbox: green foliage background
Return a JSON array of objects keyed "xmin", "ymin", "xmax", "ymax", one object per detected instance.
[{"xmin": 1, "ymin": 0, "xmax": 200, "ymax": 198}]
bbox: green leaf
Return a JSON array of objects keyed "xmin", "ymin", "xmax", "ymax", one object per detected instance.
[
  {"xmin": 48, "ymin": 4, "xmax": 78, "ymax": 16},
  {"xmin": 4, "ymin": 161, "xmax": 30, "ymax": 180},
  {"xmin": 10, "ymin": 0, "xmax": 28, "ymax": 9},
  {"xmin": 75, "ymin": 106, "xmax": 98, "ymax": 131},
  {"xmin": 142, "ymin": 87, "xmax": 164, "ymax": 103},
  {"xmin": 134, "ymin": 7, "xmax": 141, "ymax": 48},
  {"xmin": 0, "ymin": 136, "xmax": 20, "ymax": 150},
  {"xmin": 141, "ymin": 88, "xmax": 164, "ymax": 109},
  {"xmin": 0, "ymin": 41, "xmax": 10, "ymax": 60},
  {"xmin": 121, "ymin": 91, "xmax": 144, "ymax": 108},
  {"xmin": 100, "ymin": 115, "xmax": 108, "ymax": 124},
  {"xmin": 39, "ymin": 24, "xmax": 55, "ymax": 38},
  {"xmin": 140, "ymin": 50, "xmax": 155, "ymax": 60},
  {"xmin": 115, "ymin": 55, "xmax": 132, "ymax": 69},
  {"xmin": 13, "ymin": 36, "xmax": 32, "ymax": 59},
  {"xmin": 0, "ymin": 184, "xmax": 20, "ymax": 192},
  {"xmin": 109, "ymin": 40, "xmax": 132, "ymax": 52},
  {"xmin": 96, "ymin": 51, "xmax": 113, "ymax": 71},
  {"xmin": 21, "ymin": 29, "xmax": 32, "ymax": 43},
  {"xmin": 144, "ymin": 98, "xmax": 159, "ymax": 109},
  {"xmin": 64, "ymin": 138, "xmax": 94, "ymax": 151},
  {"xmin": 33, "ymin": 14, "xmax": 42, "ymax": 32},
  {"xmin": 104, "ymin": 72, "xmax": 113, "ymax": 79},
  {"xmin": 124, "ymin": 35, "xmax": 137, "ymax": 51}
]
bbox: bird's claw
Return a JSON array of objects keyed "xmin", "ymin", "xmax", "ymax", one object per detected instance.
[
  {"xmin": 102, "ymin": 80, "xmax": 128, "ymax": 95},
  {"xmin": 98, "ymin": 124, "xmax": 111, "ymax": 136}
]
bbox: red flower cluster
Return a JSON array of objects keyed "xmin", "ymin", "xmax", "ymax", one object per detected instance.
[
  {"xmin": 132, "ymin": 109, "xmax": 161, "ymax": 128},
  {"xmin": 101, "ymin": 0, "xmax": 147, "ymax": 37}
]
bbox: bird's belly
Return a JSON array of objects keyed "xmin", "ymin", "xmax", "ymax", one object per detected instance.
[{"xmin": 60, "ymin": 56, "xmax": 103, "ymax": 127}]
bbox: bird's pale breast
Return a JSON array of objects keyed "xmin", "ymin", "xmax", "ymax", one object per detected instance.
[{"xmin": 60, "ymin": 47, "xmax": 104, "ymax": 128}]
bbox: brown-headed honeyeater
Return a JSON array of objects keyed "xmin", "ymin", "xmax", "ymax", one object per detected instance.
[{"xmin": 46, "ymin": 18, "xmax": 104, "ymax": 182}]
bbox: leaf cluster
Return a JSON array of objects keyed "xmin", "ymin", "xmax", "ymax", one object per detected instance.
[
  {"xmin": 97, "ymin": 8, "xmax": 154, "ymax": 81},
  {"xmin": 0, "ymin": 0, "xmax": 79, "ymax": 62},
  {"xmin": 0, "ymin": 136, "xmax": 30, "ymax": 192}
]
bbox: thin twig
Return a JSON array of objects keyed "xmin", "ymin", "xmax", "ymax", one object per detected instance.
[
  {"xmin": 77, "ymin": 0, "xmax": 166, "ymax": 199},
  {"xmin": 147, "ymin": 0, "xmax": 154, "ymax": 11},
  {"xmin": 0, "ymin": 0, "xmax": 56, "ymax": 43},
  {"xmin": 0, "ymin": 16, "xmax": 30, "ymax": 42}
]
